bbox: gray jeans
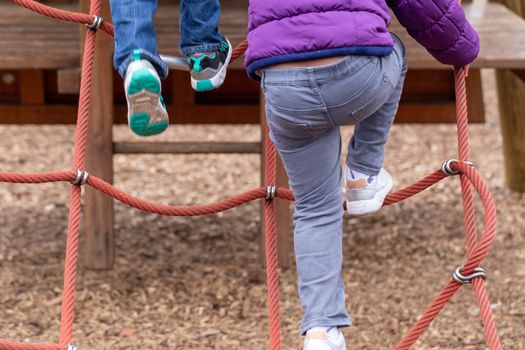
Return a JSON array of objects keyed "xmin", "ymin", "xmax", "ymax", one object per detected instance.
[{"xmin": 261, "ymin": 35, "xmax": 407, "ymax": 335}]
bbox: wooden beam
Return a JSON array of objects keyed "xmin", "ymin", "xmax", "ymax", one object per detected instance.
[
  {"xmin": 0, "ymin": 102, "xmax": 486, "ymax": 125},
  {"xmin": 495, "ymin": 0, "xmax": 525, "ymax": 192},
  {"xmin": 57, "ymin": 68, "xmax": 81, "ymax": 95},
  {"xmin": 114, "ymin": 141, "xmax": 261, "ymax": 154},
  {"xmin": 0, "ymin": 104, "xmax": 260, "ymax": 124},
  {"xmin": 496, "ymin": 69, "xmax": 525, "ymax": 191},
  {"xmin": 171, "ymin": 70, "xmax": 195, "ymax": 105},
  {"xmin": 511, "ymin": 69, "xmax": 525, "ymax": 82},
  {"xmin": 0, "ymin": 104, "xmax": 80, "ymax": 123},
  {"xmin": 274, "ymin": 141, "xmax": 291, "ymax": 269},
  {"xmin": 82, "ymin": 0, "xmax": 115, "ymax": 269},
  {"xmin": 466, "ymin": 68, "xmax": 485, "ymax": 123},
  {"xmin": 19, "ymin": 70, "xmax": 45, "ymax": 104},
  {"xmin": 6, "ymin": 2, "xmax": 525, "ymax": 71}
]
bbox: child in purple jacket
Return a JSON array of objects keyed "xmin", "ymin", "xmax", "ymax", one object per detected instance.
[{"xmin": 246, "ymin": 0, "xmax": 479, "ymax": 349}]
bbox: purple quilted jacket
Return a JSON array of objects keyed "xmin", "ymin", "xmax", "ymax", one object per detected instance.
[{"xmin": 245, "ymin": 0, "xmax": 480, "ymax": 79}]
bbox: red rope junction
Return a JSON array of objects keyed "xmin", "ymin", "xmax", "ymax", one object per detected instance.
[{"xmin": 1, "ymin": 1, "xmax": 502, "ymax": 349}]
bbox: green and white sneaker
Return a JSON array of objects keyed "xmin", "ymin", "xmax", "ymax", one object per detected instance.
[
  {"xmin": 124, "ymin": 50, "xmax": 169, "ymax": 137},
  {"xmin": 187, "ymin": 38, "xmax": 232, "ymax": 92}
]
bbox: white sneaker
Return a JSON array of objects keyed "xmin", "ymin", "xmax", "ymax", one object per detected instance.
[
  {"xmin": 303, "ymin": 328, "xmax": 346, "ymax": 350},
  {"xmin": 124, "ymin": 50, "xmax": 169, "ymax": 136},
  {"xmin": 345, "ymin": 167, "xmax": 393, "ymax": 216}
]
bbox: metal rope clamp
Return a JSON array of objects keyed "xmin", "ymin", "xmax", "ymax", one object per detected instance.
[
  {"xmin": 86, "ymin": 15, "xmax": 103, "ymax": 31},
  {"xmin": 67, "ymin": 344, "xmax": 78, "ymax": 350},
  {"xmin": 266, "ymin": 185, "xmax": 276, "ymax": 200},
  {"xmin": 73, "ymin": 169, "xmax": 89, "ymax": 186},
  {"xmin": 441, "ymin": 159, "xmax": 474, "ymax": 176},
  {"xmin": 453, "ymin": 266, "xmax": 487, "ymax": 284}
]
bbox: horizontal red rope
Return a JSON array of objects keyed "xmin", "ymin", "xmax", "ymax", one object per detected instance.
[
  {"xmin": 0, "ymin": 167, "xmax": 453, "ymax": 217},
  {"xmin": 0, "ymin": 171, "xmax": 75, "ymax": 184},
  {"xmin": 383, "ymin": 170, "xmax": 447, "ymax": 205},
  {"xmin": 0, "ymin": 340, "xmax": 64, "ymax": 350},
  {"xmin": 88, "ymin": 175, "xmax": 268, "ymax": 216},
  {"xmin": 232, "ymin": 39, "xmax": 248, "ymax": 62},
  {"xmin": 8, "ymin": 0, "xmax": 114, "ymax": 36}
]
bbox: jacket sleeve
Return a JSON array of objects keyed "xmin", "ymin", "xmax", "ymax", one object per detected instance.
[{"xmin": 388, "ymin": 0, "xmax": 480, "ymax": 67}]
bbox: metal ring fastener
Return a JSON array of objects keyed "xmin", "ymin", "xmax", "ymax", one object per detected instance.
[
  {"xmin": 73, "ymin": 170, "xmax": 89, "ymax": 186},
  {"xmin": 266, "ymin": 185, "xmax": 276, "ymax": 200},
  {"xmin": 453, "ymin": 266, "xmax": 487, "ymax": 285},
  {"xmin": 441, "ymin": 159, "xmax": 473, "ymax": 176},
  {"xmin": 86, "ymin": 15, "xmax": 103, "ymax": 30},
  {"xmin": 67, "ymin": 344, "xmax": 78, "ymax": 350}
]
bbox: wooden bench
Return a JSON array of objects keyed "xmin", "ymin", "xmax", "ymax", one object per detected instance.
[{"xmin": 1, "ymin": 0, "xmax": 524, "ymax": 269}]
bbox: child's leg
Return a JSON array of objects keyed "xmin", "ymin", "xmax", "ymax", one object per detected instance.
[
  {"xmin": 284, "ymin": 129, "xmax": 352, "ymax": 336},
  {"xmin": 347, "ymin": 35, "xmax": 407, "ymax": 175},
  {"xmin": 273, "ymin": 127, "xmax": 351, "ymax": 335},
  {"xmin": 179, "ymin": 0, "xmax": 224, "ymax": 55},
  {"xmin": 109, "ymin": 0, "xmax": 168, "ymax": 79},
  {"xmin": 345, "ymin": 35, "xmax": 407, "ymax": 215},
  {"xmin": 262, "ymin": 70, "xmax": 352, "ymax": 335},
  {"xmin": 180, "ymin": 0, "xmax": 232, "ymax": 92},
  {"xmin": 110, "ymin": 0, "xmax": 169, "ymax": 137}
]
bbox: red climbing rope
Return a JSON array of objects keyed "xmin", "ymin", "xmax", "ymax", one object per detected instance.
[{"xmin": 0, "ymin": 1, "xmax": 502, "ymax": 349}]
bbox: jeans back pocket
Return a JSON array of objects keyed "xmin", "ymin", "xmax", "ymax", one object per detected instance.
[{"xmin": 351, "ymin": 74, "xmax": 395, "ymax": 122}]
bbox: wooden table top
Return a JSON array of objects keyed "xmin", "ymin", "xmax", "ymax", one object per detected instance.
[{"xmin": 2, "ymin": 2, "xmax": 525, "ymax": 70}]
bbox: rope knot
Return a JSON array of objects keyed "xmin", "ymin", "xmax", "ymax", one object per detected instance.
[
  {"xmin": 453, "ymin": 266, "xmax": 487, "ymax": 285},
  {"xmin": 266, "ymin": 185, "xmax": 276, "ymax": 200},
  {"xmin": 72, "ymin": 170, "xmax": 89, "ymax": 186},
  {"xmin": 441, "ymin": 159, "xmax": 474, "ymax": 176},
  {"xmin": 86, "ymin": 15, "xmax": 103, "ymax": 30}
]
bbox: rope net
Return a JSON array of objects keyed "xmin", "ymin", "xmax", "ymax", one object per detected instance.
[{"xmin": 0, "ymin": 0, "xmax": 502, "ymax": 349}]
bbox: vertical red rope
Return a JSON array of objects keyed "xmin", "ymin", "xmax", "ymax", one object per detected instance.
[
  {"xmin": 58, "ymin": 187, "xmax": 83, "ymax": 346},
  {"xmin": 263, "ymin": 129, "xmax": 282, "ymax": 350},
  {"xmin": 394, "ymin": 68, "xmax": 502, "ymax": 350},
  {"xmin": 454, "ymin": 69, "xmax": 502, "ymax": 350},
  {"xmin": 58, "ymin": 0, "xmax": 101, "ymax": 345},
  {"xmin": 455, "ymin": 67, "xmax": 478, "ymax": 258}
]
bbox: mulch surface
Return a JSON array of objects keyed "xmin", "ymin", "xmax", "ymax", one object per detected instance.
[{"xmin": 0, "ymin": 71, "xmax": 523, "ymax": 349}]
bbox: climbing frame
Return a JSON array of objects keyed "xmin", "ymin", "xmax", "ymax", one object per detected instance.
[{"xmin": 0, "ymin": 0, "xmax": 503, "ymax": 349}]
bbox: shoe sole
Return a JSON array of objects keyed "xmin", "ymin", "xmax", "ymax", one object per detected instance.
[
  {"xmin": 127, "ymin": 69, "xmax": 168, "ymax": 137},
  {"xmin": 346, "ymin": 174, "xmax": 393, "ymax": 216},
  {"xmin": 191, "ymin": 39, "xmax": 233, "ymax": 92}
]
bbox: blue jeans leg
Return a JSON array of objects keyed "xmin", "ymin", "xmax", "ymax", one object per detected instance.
[
  {"xmin": 110, "ymin": 0, "xmax": 168, "ymax": 79},
  {"xmin": 179, "ymin": 0, "xmax": 224, "ymax": 55}
]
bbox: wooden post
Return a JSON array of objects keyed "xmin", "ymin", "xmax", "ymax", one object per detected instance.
[
  {"xmin": 81, "ymin": 0, "xmax": 115, "ymax": 269},
  {"xmin": 260, "ymin": 92, "xmax": 292, "ymax": 269},
  {"xmin": 494, "ymin": 0, "xmax": 525, "ymax": 192},
  {"xmin": 19, "ymin": 70, "xmax": 45, "ymax": 105},
  {"xmin": 466, "ymin": 69, "xmax": 484, "ymax": 123},
  {"xmin": 172, "ymin": 70, "xmax": 196, "ymax": 105}
]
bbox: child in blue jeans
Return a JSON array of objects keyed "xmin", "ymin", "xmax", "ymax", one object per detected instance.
[
  {"xmin": 246, "ymin": 0, "xmax": 479, "ymax": 349},
  {"xmin": 110, "ymin": 0, "xmax": 232, "ymax": 136}
]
